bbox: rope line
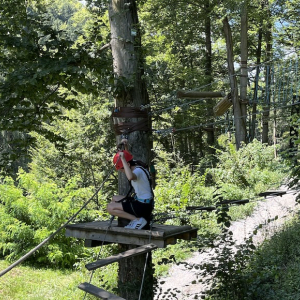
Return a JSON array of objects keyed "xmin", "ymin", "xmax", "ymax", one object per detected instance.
[
  {"xmin": 142, "ymin": 50, "xmax": 298, "ymax": 112},
  {"xmin": 153, "ymin": 102, "xmax": 300, "ymax": 136}
]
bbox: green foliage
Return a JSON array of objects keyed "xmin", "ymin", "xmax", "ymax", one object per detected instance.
[
  {"xmin": 209, "ymin": 138, "xmax": 287, "ymax": 191},
  {"xmin": 29, "ymin": 93, "xmax": 115, "ymax": 191},
  {"xmin": 204, "ymin": 215, "xmax": 300, "ymax": 300},
  {"xmin": 0, "ymin": 0, "xmax": 112, "ymax": 175},
  {"xmin": 153, "ymin": 147, "xmax": 209, "ymax": 218},
  {"xmin": 0, "ymin": 170, "xmax": 104, "ymax": 267}
]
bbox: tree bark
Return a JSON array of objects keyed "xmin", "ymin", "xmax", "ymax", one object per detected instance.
[
  {"xmin": 262, "ymin": 1, "xmax": 272, "ymax": 144},
  {"xmin": 240, "ymin": 1, "xmax": 248, "ymax": 137},
  {"xmin": 117, "ymin": 244, "xmax": 153, "ymax": 300},
  {"xmin": 108, "ymin": 1, "xmax": 153, "ymax": 299},
  {"xmin": 204, "ymin": 0, "xmax": 215, "ymax": 154},
  {"xmin": 223, "ymin": 16, "xmax": 246, "ymax": 149},
  {"xmin": 250, "ymin": 25, "xmax": 263, "ymax": 141}
]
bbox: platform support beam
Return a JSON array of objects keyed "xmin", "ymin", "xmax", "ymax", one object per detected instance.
[{"xmin": 118, "ymin": 244, "xmax": 154, "ymax": 300}]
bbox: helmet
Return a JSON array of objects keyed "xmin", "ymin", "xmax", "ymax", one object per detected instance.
[{"xmin": 113, "ymin": 150, "xmax": 133, "ymax": 170}]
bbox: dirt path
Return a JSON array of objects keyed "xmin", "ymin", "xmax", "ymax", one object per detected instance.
[{"xmin": 154, "ymin": 187, "xmax": 299, "ymax": 300}]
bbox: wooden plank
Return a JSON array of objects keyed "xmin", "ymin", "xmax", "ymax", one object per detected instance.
[
  {"xmin": 177, "ymin": 90, "xmax": 224, "ymax": 99},
  {"xmin": 85, "ymin": 243, "xmax": 157, "ymax": 271},
  {"xmin": 66, "ymin": 221, "xmax": 198, "ymax": 248},
  {"xmin": 78, "ymin": 282, "xmax": 125, "ymax": 300},
  {"xmin": 66, "ymin": 222, "xmax": 194, "ymax": 238},
  {"xmin": 258, "ymin": 190, "xmax": 286, "ymax": 197},
  {"xmin": 67, "ymin": 228, "xmax": 166, "ymax": 248},
  {"xmin": 66, "ymin": 221, "xmax": 165, "ymax": 237},
  {"xmin": 213, "ymin": 93, "xmax": 232, "ymax": 116}
]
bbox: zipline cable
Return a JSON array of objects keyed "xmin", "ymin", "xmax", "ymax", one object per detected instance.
[
  {"xmin": 153, "ymin": 101, "xmax": 300, "ymax": 136},
  {"xmin": 142, "ymin": 50, "xmax": 298, "ymax": 112},
  {"xmin": 153, "ymin": 188, "xmax": 299, "ymax": 224}
]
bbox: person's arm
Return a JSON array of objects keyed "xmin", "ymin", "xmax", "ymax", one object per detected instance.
[
  {"xmin": 120, "ymin": 138, "xmax": 130, "ymax": 153},
  {"xmin": 119, "ymin": 152, "xmax": 137, "ymax": 181}
]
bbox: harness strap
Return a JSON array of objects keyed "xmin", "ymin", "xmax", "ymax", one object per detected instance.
[
  {"xmin": 116, "ymin": 165, "xmax": 154, "ymax": 203},
  {"xmin": 115, "ymin": 185, "xmax": 133, "ymax": 203}
]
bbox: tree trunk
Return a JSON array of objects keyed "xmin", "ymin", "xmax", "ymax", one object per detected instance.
[
  {"xmin": 262, "ymin": 2, "xmax": 272, "ymax": 144},
  {"xmin": 118, "ymin": 244, "xmax": 153, "ymax": 300},
  {"xmin": 223, "ymin": 16, "xmax": 246, "ymax": 149},
  {"xmin": 240, "ymin": 1, "xmax": 248, "ymax": 139},
  {"xmin": 250, "ymin": 25, "xmax": 263, "ymax": 141},
  {"xmin": 108, "ymin": 1, "xmax": 153, "ymax": 299},
  {"xmin": 204, "ymin": 0, "xmax": 215, "ymax": 154}
]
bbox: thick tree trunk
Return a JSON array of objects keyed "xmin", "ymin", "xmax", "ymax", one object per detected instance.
[
  {"xmin": 223, "ymin": 16, "xmax": 246, "ymax": 149},
  {"xmin": 118, "ymin": 244, "xmax": 153, "ymax": 300},
  {"xmin": 108, "ymin": 1, "xmax": 153, "ymax": 299}
]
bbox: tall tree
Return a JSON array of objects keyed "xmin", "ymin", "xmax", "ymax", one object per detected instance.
[
  {"xmin": 204, "ymin": 0, "xmax": 216, "ymax": 155},
  {"xmin": 250, "ymin": 14, "xmax": 263, "ymax": 141},
  {"xmin": 261, "ymin": 0, "xmax": 272, "ymax": 144},
  {"xmin": 108, "ymin": 1, "xmax": 152, "ymax": 299},
  {"xmin": 223, "ymin": 16, "xmax": 247, "ymax": 148},
  {"xmin": 0, "ymin": 0, "xmax": 110, "ymax": 176},
  {"xmin": 240, "ymin": 0, "xmax": 248, "ymax": 131}
]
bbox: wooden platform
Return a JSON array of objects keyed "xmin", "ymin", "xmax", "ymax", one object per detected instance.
[{"xmin": 65, "ymin": 221, "xmax": 197, "ymax": 248}]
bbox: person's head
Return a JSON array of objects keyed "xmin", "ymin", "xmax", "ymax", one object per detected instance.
[{"xmin": 113, "ymin": 150, "xmax": 133, "ymax": 171}]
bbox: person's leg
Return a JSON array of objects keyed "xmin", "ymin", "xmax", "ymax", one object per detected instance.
[
  {"xmin": 111, "ymin": 195, "xmax": 126, "ymax": 202},
  {"xmin": 107, "ymin": 201, "xmax": 136, "ymax": 220}
]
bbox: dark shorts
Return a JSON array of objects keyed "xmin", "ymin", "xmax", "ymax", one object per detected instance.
[{"xmin": 122, "ymin": 197, "xmax": 153, "ymax": 221}]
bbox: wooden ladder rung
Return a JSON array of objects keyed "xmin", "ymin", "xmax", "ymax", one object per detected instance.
[
  {"xmin": 78, "ymin": 282, "xmax": 125, "ymax": 300},
  {"xmin": 85, "ymin": 243, "xmax": 157, "ymax": 271}
]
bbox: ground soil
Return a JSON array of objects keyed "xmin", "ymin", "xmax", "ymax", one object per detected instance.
[{"xmin": 154, "ymin": 187, "xmax": 299, "ymax": 300}]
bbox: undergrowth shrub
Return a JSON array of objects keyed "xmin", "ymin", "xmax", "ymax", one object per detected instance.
[
  {"xmin": 152, "ymin": 141, "xmax": 291, "ymax": 299},
  {"xmin": 208, "ymin": 138, "xmax": 287, "ymax": 191},
  {"xmin": 202, "ymin": 214, "xmax": 300, "ymax": 300},
  {"xmin": 154, "ymin": 149, "xmax": 209, "ymax": 215},
  {"xmin": 0, "ymin": 170, "xmax": 108, "ymax": 268},
  {"xmin": 240, "ymin": 215, "xmax": 300, "ymax": 300}
]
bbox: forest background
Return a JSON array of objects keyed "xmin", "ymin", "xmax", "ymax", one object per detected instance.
[{"xmin": 1, "ymin": 0, "xmax": 300, "ymax": 299}]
